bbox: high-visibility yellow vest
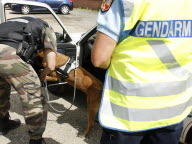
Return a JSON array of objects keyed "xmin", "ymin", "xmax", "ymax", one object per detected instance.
[{"xmin": 99, "ymin": 0, "xmax": 192, "ymax": 132}]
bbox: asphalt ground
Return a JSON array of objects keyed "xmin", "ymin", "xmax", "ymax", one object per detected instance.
[{"xmin": 0, "ymin": 7, "xmax": 102, "ymax": 144}]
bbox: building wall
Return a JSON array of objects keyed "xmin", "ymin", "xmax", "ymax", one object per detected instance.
[{"xmin": 73, "ymin": 0, "xmax": 103, "ymax": 10}]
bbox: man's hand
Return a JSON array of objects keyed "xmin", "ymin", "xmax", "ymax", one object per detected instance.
[{"xmin": 40, "ymin": 69, "xmax": 49, "ymax": 81}]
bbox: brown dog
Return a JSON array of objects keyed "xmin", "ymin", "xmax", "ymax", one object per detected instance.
[{"xmin": 38, "ymin": 51, "xmax": 103, "ymax": 136}]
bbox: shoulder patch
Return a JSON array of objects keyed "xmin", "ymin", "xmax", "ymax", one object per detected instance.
[{"xmin": 101, "ymin": 0, "xmax": 114, "ymax": 12}]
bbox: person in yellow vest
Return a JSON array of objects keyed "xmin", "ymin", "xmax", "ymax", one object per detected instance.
[{"xmin": 91, "ymin": 0, "xmax": 192, "ymax": 143}]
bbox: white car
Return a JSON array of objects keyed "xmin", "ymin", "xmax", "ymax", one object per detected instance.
[
  {"xmin": 180, "ymin": 114, "xmax": 192, "ymax": 144},
  {"xmin": 0, "ymin": 0, "xmax": 191, "ymax": 143}
]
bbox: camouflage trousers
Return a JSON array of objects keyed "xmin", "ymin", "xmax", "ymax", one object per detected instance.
[{"xmin": 0, "ymin": 44, "xmax": 47, "ymax": 140}]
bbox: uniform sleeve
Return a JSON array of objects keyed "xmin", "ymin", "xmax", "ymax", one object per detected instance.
[
  {"xmin": 96, "ymin": 0, "xmax": 123, "ymax": 42},
  {"xmin": 42, "ymin": 27, "xmax": 57, "ymax": 52}
]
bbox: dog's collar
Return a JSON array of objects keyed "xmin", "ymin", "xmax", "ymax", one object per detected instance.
[{"xmin": 56, "ymin": 57, "xmax": 79, "ymax": 77}]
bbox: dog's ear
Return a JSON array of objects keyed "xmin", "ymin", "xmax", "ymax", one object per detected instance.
[
  {"xmin": 83, "ymin": 76, "xmax": 93, "ymax": 87},
  {"xmin": 38, "ymin": 51, "xmax": 44, "ymax": 58},
  {"xmin": 37, "ymin": 51, "xmax": 46, "ymax": 67}
]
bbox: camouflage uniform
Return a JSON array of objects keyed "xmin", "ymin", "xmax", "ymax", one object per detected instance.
[{"xmin": 0, "ymin": 26, "xmax": 57, "ymax": 139}]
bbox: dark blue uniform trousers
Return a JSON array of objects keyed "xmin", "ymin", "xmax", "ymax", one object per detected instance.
[{"xmin": 100, "ymin": 122, "xmax": 183, "ymax": 144}]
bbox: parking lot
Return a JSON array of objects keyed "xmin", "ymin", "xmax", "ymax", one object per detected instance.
[
  {"xmin": 0, "ymin": 8, "xmax": 102, "ymax": 144},
  {"xmin": 6, "ymin": 7, "xmax": 98, "ymax": 33}
]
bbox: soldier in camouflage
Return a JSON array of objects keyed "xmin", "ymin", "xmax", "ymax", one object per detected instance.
[{"xmin": 0, "ymin": 18, "xmax": 57, "ymax": 144}]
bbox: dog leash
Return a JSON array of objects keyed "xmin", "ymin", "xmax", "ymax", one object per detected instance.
[{"xmin": 43, "ymin": 66, "xmax": 77, "ymax": 114}]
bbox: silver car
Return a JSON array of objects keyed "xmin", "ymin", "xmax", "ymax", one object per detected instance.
[{"xmin": 180, "ymin": 114, "xmax": 192, "ymax": 144}]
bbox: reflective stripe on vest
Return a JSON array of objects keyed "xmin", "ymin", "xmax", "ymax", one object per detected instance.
[{"xmin": 99, "ymin": 0, "xmax": 192, "ymax": 132}]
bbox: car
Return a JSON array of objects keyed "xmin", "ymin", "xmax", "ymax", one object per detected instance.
[
  {"xmin": 0, "ymin": 0, "xmax": 191, "ymax": 143},
  {"xmin": 0, "ymin": 0, "xmax": 105, "ymax": 93},
  {"xmin": 10, "ymin": 0, "xmax": 73, "ymax": 15},
  {"xmin": 180, "ymin": 114, "xmax": 192, "ymax": 144}
]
